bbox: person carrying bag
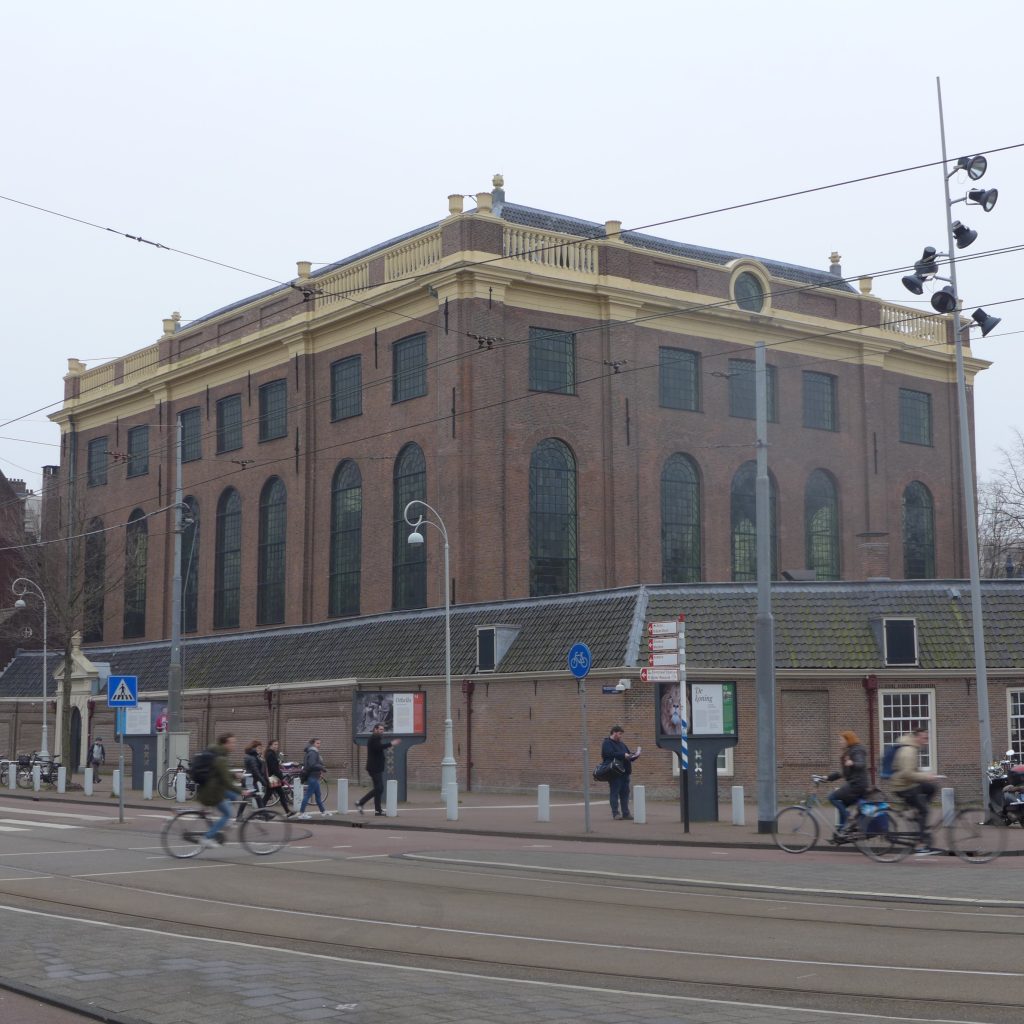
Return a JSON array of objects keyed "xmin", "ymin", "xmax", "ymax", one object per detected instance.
[{"xmin": 599, "ymin": 725, "xmax": 641, "ymax": 820}]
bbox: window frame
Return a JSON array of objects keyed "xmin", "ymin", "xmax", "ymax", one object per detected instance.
[
  {"xmin": 213, "ymin": 488, "xmax": 242, "ymax": 630},
  {"xmin": 899, "ymin": 388, "xmax": 933, "ymax": 446},
  {"xmin": 258, "ymin": 379, "xmax": 288, "ymax": 443},
  {"xmin": 179, "ymin": 407, "xmax": 202, "ymax": 463},
  {"xmin": 216, "ymin": 394, "xmax": 243, "ymax": 454},
  {"xmin": 902, "ymin": 481, "xmax": 936, "ymax": 580},
  {"xmin": 879, "ymin": 689, "xmax": 936, "ymax": 772},
  {"xmin": 392, "ymin": 443, "xmax": 427, "ymax": 610},
  {"xmin": 659, "ymin": 347, "xmax": 701, "ymax": 412},
  {"xmin": 181, "ymin": 496, "xmax": 199, "ymax": 634},
  {"xmin": 83, "ymin": 518, "xmax": 105, "ymax": 643},
  {"xmin": 802, "ymin": 371, "xmax": 838, "ymax": 432},
  {"xmin": 660, "ymin": 453, "xmax": 701, "ymax": 583},
  {"xmin": 122, "ymin": 509, "xmax": 148, "ymax": 639},
  {"xmin": 528, "ymin": 326, "xmax": 577, "ymax": 395},
  {"xmin": 392, "ymin": 334, "xmax": 428, "ymax": 404},
  {"xmin": 883, "ymin": 617, "xmax": 919, "ymax": 667},
  {"xmin": 126, "ymin": 425, "xmax": 149, "ymax": 478},
  {"xmin": 329, "ymin": 460, "xmax": 362, "ymax": 618},
  {"xmin": 87, "ymin": 437, "xmax": 109, "ymax": 487},
  {"xmin": 331, "ymin": 355, "xmax": 363, "ymax": 421},
  {"xmin": 256, "ymin": 477, "xmax": 287, "ymax": 625},
  {"xmin": 529, "ymin": 438, "xmax": 579, "ymax": 597},
  {"xmin": 1008, "ymin": 688, "xmax": 1024, "ymax": 758},
  {"xmin": 728, "ymin": 359, "xmax": 777, "ymax": 421},
  {"xmin": 805, "ymin": 469, "xmax": 840, "ymax": 580}
]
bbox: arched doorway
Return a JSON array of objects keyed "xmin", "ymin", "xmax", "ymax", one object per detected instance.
[{"xmin": 69, "ymin": 706, "xmax": 82, "ymax": 773}]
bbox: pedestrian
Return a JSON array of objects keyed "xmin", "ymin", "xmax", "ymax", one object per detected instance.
[
  {"xmin": 87, "ymin": 737, "xmax": 106, "ymax": 780},
  {"xmin": 889, "ymin": 726, "xmax": 942, "ymax": 856},
  {"xmin": 824, "ymin": 730, "xmax": 869, "ymax": 838},
  {"xmin": 197, "ymin": 733, "xmax": 242, "ymax": 849},
  {"xmin": 356, "ymin": 723, "xmax": 401, "ymax": 816},
  {"xmin": 265, "ymin": 739, "xmax": 292, "ymax": 815},
  {"xmin": 243, "ymin": 740, "xmax": 270, "ymax": 809},
  {"xmin": 601, "ymin": 725, "xmax": 641, "ymax": 820},
  {"xmin": 297, "ymin": 738, "xmax": 332, "ymax": 819}
]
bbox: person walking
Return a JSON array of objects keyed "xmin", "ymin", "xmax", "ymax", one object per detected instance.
[
  {"xmin": 243, "ymin": 740, "xmax": 271, "ymax": 809},
  {"xmin": 87, "ymin": 737, "xmax": 106, "ymax": 780},
  {"xmin": 601, "ymin": 725, "xmax": 641, "ymax": 820},
  {"xmin": 197, "ymin": 733, "xmax": 242, "ymax": 849},
  {"xmin": 889, "ymin": 727, "xmax": 941, "ymax": 856},
  {"xmin": 825, "ymin": 730, "xmax": 869, "ymax": 839},
  {"xmin": 297, "ymin": 738, "xmax": 331, "ymax": 819},
  {"xmin": 356, "ymin": 723, "xmax": 401, "ymax": 816},
  {"xmin": 265, "ymin": 739, "xmax": 292, "ymax": 816}
]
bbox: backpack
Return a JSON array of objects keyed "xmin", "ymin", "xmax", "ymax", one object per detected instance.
[
  {"xmin": 188, "ymin": 749, "xmax": 217, "ymax": 785},
  {"xmin": 879, "ymin": 743, "xmax": 906, "ymax": 781}
]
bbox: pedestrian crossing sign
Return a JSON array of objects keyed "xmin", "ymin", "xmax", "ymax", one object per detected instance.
[{"xmin": 107, "ymin": 675, "xmax": 139, "ymax": 708}]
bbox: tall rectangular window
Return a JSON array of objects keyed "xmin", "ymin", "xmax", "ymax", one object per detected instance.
[
  {"xmin": 659, "ymin": 347, "xmax": 700, "ymax": 411},
  {"xmin": 880, "ymin": 689, "xmax": 935, "ymax": 771},
  {"xmin": 87, "ymin": 437, "xmax": 108, "ymax": 486},
  {"xmin": 392, "ymin": 334, "xmax": 427, "ymax": 403},
  {"xmin": 728, "ymin": 359, "xmax": 777, "ymax": 421},
  {"xmin": 216, "ymin": 394, "xmax": 243, "ymax": 453},
  {"xmin": 126, "ymin": 426, "xmax": 149, "ymax": 477},
  {"xmin": 899, "ymin": 388, "xmax": 932, "ymax": 445},
  {"xmin": 258, "ymin": 379, "xmax": 287, "ymax": 442},
  {"xmin": 179, "ymin": 407, "xmax": 202, "ymax": 463},
  {"xmin": 803, "ymin": 371, "xmax": 837, "ymax": 431},
  {"xmin": 529, "ymin": 327, "xmax": 576, "ymax": 394},
  {"xmin": 1010, "ymin": 689, "xmax": 1024, "ymax": 757},
  {"xmin": 331, "ymin": 355, "xmax": 362, "ymax": 420}
]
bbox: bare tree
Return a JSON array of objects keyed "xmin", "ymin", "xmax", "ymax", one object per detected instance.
[{"xmin": 979, "ymin": 429, "xmax": 1024, "ymax": 578}]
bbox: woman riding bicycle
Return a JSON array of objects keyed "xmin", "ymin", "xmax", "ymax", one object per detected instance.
[{"xmin": 825, "ymin": 730, "xmax": 868, "ymax": 839}]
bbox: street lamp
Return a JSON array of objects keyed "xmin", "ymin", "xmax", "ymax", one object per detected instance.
[
  {"xmin": 12, "ymin": 577, "xmax": 48, "ymax": 757},
  {"xmin": 403, "ymin": 499, "xmax": 456, "ymax": 801}
]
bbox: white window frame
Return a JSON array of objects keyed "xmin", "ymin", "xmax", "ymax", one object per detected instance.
[
  {"xmin": 1008, "ymin": 688, "xmax": 1024, "ymax": 757},
  {"xmin": 670, "ymin": 746, "xmax": 733, "ymax": 777},
  {"xmin": 879, "ymin": 687, "xmax": 936, "ymax": 772}
]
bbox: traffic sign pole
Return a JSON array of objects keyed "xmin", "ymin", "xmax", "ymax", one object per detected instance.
[
  {"xmin": 107, "ymin": 676, "xmax": 138, "ymax": 825},
  {"xmin": 567, "ymin": 643, "xmax": 593, "ymax": 834}
]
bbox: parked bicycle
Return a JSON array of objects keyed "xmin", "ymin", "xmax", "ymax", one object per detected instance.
[
  {"xmin": 160, "ymin": 793, "xmax": 293, "ymax": 858},
  {"xmin": 157, "ymin": 756, "xmax": 197, "ymax": 800},
  {"xmin": 8, "ymin": 752, "xmax": 61, "ymax": 790},
  {"xmin": 773, "ymin": 776, "xmax": 887, "ymax": 853},
  {"xmin": 264, "ymin": 760, "xmax": 329, "ymax": 808}
]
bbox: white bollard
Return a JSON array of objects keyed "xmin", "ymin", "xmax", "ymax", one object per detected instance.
[
  {"xmin": 385, "ymin": 779, "xmax": 398, "ymax": 817},
  {"xmin": 32, "ymin": 765, "xmax": 41, "ymax": 792},
  {"xmin": 941, "ymin": 786, "xmax": 956, "ymax": 826},
  {"xmin": 174, "ymin": 772, "xmax": 186, "ymax": 802},
  {"xmin": 84, "ymin": 767, "xmax": 94, "ymax": 796},
  {"xmin": 731, "ymin": 785, "xmax": 746, "ymax": 826},
  {"xmin": 112, "ymin": 769, "xmax": 121, "ymax": 797},
  {"xmin": 537, "ymin": 784, "xmax": 551, "ymax": 822},
  {"xmin": 445, "ymin": 784, "xmax": 459, "ymax": 821},
  {"xmin": 633, "ymin": 785, "xmax": 647, "ymax": 824},
  {"xmin": 292, "ymin": 778, "xmax": 304, "ymax": 809},
  {"xmin": 143, "ymin": 771, "xmax": 153, "ymax": 800},
  {"xmin": 337, "ymin": 778, "xmax": 349, "ymax": 814},
  {"xmin": 7, "ymin": 764, "xmax": 16, "ymax": 792},
  {"xmin": 243, "ymin": 773, "xmax": 253, "ymax": 790},
  {"xmin": 57, "ymin": 766, "xmax": 67, "ymax": 793}
]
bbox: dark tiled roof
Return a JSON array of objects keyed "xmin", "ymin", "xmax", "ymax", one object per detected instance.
[{"xmin": 4, "ymin": 581, "xmax": 1022, "ymax": 699}]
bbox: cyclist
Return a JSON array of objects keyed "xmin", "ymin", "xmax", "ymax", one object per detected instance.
[
  {"xmin": 889, "ymin": 727, "xmax": 941, "ymax": 856},
  {"xmin": 197, "ymin": 732, "xmax": 242, "ymax": 849},
  {"xmin": 825, "ymin": 729, "xmax": 868, "ymax": 839}
]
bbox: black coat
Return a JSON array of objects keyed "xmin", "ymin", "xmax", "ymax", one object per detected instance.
[
  {"xmin": 244, "ymin": 750, "xmax": 269, "ymax": 789},
  {"xmin": 366, "ymin": 734, "xmax": 393, "ymax": 774},
  {"xmin": 828, "ymin": 743, "xmax": 869, "ymax": 790},
  {"xmin": 601, "ymin": 737, "xmax": 635, "ymax": 777}
]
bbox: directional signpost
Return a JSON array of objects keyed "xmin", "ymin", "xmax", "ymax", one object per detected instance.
[
  {"xmin": 647, "ymin": 616, "xmax": 689, "ymax": 832},
  {"xmin": 107, "ymin": 675, "xmax": 138, "ymax": 824},
  {"xmin": 567, "ymin": 642, "xmax": 593, "ymax": 834}
]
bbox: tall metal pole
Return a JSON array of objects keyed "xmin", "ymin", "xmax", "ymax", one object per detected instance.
[
  {"xmin": 936, "ymin": 77, "xmax": 992, "ymax": 807},
  {"xmin": 12, "ymin": 578, "xmax": 49, "ymax": 756},
  {"xmin": 167, "ymin": 418, "xmax": 184, "ymax": 736},
  {"xmin": 41, "ymin": 596, "xmax": 48, "ymax": 757},
  {"xmin": 754, "ymin": 341, "xmax": 778, "ymax": 832}
]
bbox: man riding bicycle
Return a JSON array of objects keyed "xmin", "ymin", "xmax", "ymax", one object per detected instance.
[
  {"xmin": 889, "ymin": 727, "xmax": 942, "ymax": 856},
  {"xmin": 197, "ymin": 732, "xmax": 242, "ymax": 849}
]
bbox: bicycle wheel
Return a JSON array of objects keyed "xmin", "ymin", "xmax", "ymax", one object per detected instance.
[
  {"xmin": 948, "ymin": 811, "xmax": 1007, "ymax": 864},
  {"xmin": 319, "ymin": 779, "xmax": 330, "ymax": 804},
  {"xmin": 16, "ymin": 768, "xmax": 33, "ymax": 789},
  {"xmin": 854, "ymin": 808, "xmax": 914, "ymax": 863},
  {"xmin": 157, "ymin": 769, "xmax": 179, "ymax": 800},
  {"xmin": 241, "ymin": 809, "xmax": 292, "ymax": 855},
  {"xmin": 772, "ymin": 806, "xmax": 819, "ymax": 853},
  {"xmin": 161, "ymin": 810, "xmax": 209, "ymax": 859}
]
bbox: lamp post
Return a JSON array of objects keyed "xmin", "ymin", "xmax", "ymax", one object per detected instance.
[
  {"xmin": 404, "ymin": 499, "xmax": 456, "ymax": 801},
  {"xmin": 12, "ymin": 577, "xmax": 48, "ymax": 757}
]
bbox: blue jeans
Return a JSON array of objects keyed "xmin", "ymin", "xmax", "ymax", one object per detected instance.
[
  {"xmin": 300, "ymin": 776, "xmax": 325, "ymax": 813},
  {"xmin": 204, "ymin": 789, "xmax": 239, "ymax": 839},
  {"xmin": 608, "ymin": 773, "xmax": 630, "ymax": 816}
]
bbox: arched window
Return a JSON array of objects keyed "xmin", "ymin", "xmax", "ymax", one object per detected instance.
[
  {"xmin": 805, "ymin": 470, "xmax": 840, "ymax": 580},
  {"xmin": 661, "ymin": 454, "xmax": 701, "ymax": 583},
  {"xmin": 122, "ymin": 509, "xmax": 147, "ymax": 638},
  {"xmin": 257, "ymin": 477, "xmax": 287, "ymax": 625},
  {"xmin": 181, "ymin": 497, "xmax": 199, "ymax": 633},
  {"xmin": 214, "ymin": 488, "xmax": 241, "ymax": 629},
  {"xmin": 730, "ymin": 461, "xmax": 778, "ymax": 581},
  {"xmin": 83, "ymin": 518, "xmax": 105, "ymax": 642},
  {"xmin": 903, "ymin": 481, "xmax": 936, "ymax": 579},
  {"xmin": 329, "ymin": 461, "xmax": 362, "ymax": 617},
  {"xmin": 529, "ymin": 438, "xmax": 578, "ymax": 596},
  {"xmin": 392, "ymin": 444, "xmax": 426, "ymax": 610}
]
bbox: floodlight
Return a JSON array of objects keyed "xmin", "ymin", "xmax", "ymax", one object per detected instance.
[
  {"xmin": 952, "ymin": 221, "xmax": 977, "ymax": 249},
  {"xmin": 970, "ymin": 307, "xmax": 1002, "ymax": 337},
  {"xmin": 930, "ymin": 286, "xmax": 957, "ymax": 314},
  {"xmin": 967, "ymin": 187, "xmax": 998, "ymax": 212},
  {"xmin": 956, "ymin": 154, "xmax": 988, "ymax": 180}
]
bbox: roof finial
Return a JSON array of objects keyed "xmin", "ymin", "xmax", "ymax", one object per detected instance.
[
  {"xmin": 829, "ymin": 251, "xmax": 842, "ymax": 277},
  {"xmin": 492, "ymin": 173, "xmax": 504, "ymax": 189}
]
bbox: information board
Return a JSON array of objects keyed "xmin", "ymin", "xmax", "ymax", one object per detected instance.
[{"xmin": 354, "ymin": 691, "xmax": 426, "ymax": 738}]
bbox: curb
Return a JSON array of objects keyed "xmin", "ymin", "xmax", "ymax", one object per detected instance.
[{"xmin": 0, "ymin": 974, "xmax": 144, "ymax": 1024}]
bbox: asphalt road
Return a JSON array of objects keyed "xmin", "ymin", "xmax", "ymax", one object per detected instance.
[{"xmin": 0, "ymin": 795, "xmax": 1019, "ymax": 1024}]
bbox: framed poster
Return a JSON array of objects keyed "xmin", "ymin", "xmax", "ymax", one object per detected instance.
[
  {"xmin": 690, "ymin": 682, "xmax": 737, "ymax": 736},
  {"xmin": 655, "ymin": 682, "xmax": 685, "ymax": 740},
  {"xmin": 353, "ymin": 691, "xmax": 426, "ymax": 738}
]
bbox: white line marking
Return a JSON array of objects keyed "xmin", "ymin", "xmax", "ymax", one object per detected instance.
[
  {"xmin": 0, "ymin": 848, "xmax": 116, "ymax": 859},
  {"xmin": 0, "ymin": 820, "xmax": 78, "ymax": 830},
  {"xmin": 403, "ymin": 853, "xmax": 1023, "ymax": 908},
  {"xmin": 74, "ymin": 864, "xmax": 233, "ymax": 877},
  {"xmin": 0, "ymin": 806, "xmax": 113, "ymax": 821},
  {"xmin": 345, "ymin": 854, "xmax": 389, "ymax": 860},
  {"xmin": 332, "ymin": 845, "xmax": 353, "ymax": 849},
  {"xmin": 0, "ymin": 903, "xmax": 998, "ymax": 1024},
  {"xmin": 0, "ymin": 826, "xmax": 30, "ymax": 832},
  {"xmin": 0, "ymin": 876, "xmax": 54, "ymax": 882}
]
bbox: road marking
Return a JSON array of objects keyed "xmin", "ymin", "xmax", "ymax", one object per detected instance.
[
  {"xmin": 403, "ymin": 853, "xmax": 1024, "ymax": 908},
  {"xmin": 345, "ymin": 854, "xmax": 389, "ymax": 860},
  {"xmin": 0, "ymin": 848, "xmax": 116, "ymax": 859},
  {"xmin": 0, "ymin": 807, "xmax": 113, "ymax": 821},
  {"xmin": 74, "ymin": 864, "xmax": 233, "ymax": 877},
  {"xmin": 332, "ymin": 845, "xmax": 353, "ymax": 849},
  {"xmin": 0, "ymin": 826, "xmax": 30, "ymax": 832},
  {"xmin": 0, "ymin": 903, "xmax": 998, "ymax": 1024},
  {"xmin": 0, "ymin": 820, "xmax": 77, "ymax": 830}
]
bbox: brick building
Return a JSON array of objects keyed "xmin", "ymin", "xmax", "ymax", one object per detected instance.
[{"xmin": 42, "ymin": 176, "xmax": 985, "ymax": 647}]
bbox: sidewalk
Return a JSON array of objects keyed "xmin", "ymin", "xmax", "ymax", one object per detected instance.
[{"xmin": 6, "ymin": 779, "xmax": 1024, "ymax": 853}]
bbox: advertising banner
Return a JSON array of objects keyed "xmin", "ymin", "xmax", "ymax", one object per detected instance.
[{"xmin": 354, "ymin": 691, "xmax": 427, "ymax": 738}]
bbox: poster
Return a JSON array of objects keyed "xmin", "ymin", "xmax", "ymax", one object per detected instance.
[
  {"xmin": 123, "ymin": 702, "xmax": 152, "ymax": 736},
  {"xmin": 691, "ymin": 683, "xmax": 737, "ymax": 736},
  {"xmin": 354, "ymin": 691, "xmax": 426, "ymax": 737},
  {"xmin": 656, "ymin": 682, "xmax": 685, "ymax": 738}
]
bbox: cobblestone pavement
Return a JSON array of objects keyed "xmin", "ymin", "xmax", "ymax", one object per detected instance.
[{"xmin": 0, "ymin": 904, "xmax": 943, "ymax": 1024}]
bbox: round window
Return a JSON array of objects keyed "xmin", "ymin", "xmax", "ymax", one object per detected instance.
[{"xmin": 734, "ymin": 272, "xmax": 765, "ymax": 313}]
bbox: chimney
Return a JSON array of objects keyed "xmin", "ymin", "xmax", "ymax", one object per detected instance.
[{"xmin": 829, "ymin": 251, "xmax": 842, "ymax": 277}]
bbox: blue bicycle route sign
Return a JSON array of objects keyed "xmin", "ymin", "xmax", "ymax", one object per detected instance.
[{"xmin": 567, "ymin": 642, "xmax": 592, "ymax": 679}]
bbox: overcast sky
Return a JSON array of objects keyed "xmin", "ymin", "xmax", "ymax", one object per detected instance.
[{"xmin": 2, "ymin": 1, "xmax": 1022, "ymax": 497}]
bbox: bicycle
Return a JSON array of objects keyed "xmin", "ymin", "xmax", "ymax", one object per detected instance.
[
  {"xmin": 157, "ymin": 756, "xmax": 197, "ymax": 800},
  {"xmin": 265, "ymin": 765, "xmax": 329, "ymax": 808},
  {"xmin": 855, "ymin": 799, "xmax": 1007, "ymax": 864},
  {"xmin": 14, "ymin": 753, "xmax": 60, "ymax": 790},
  {"xmin": 773, "ymin": 776, "xmax": 886, "ymax": 853},
  {"xmin": 160, "ymin": 792, "xmax": 293, "ymax": 858}
]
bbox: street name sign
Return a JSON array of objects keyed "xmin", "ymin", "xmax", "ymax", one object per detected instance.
[
  {"xmin": 640, "ymin": 667, "xmax": 679, "ymax": 683},
  {"xmin": 648, "ymin": 652, "xmax": 679, "ymax": 667},
  {"xmin": 648, "ymin": 636, "xmax": 679, "ymax": 652}
]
